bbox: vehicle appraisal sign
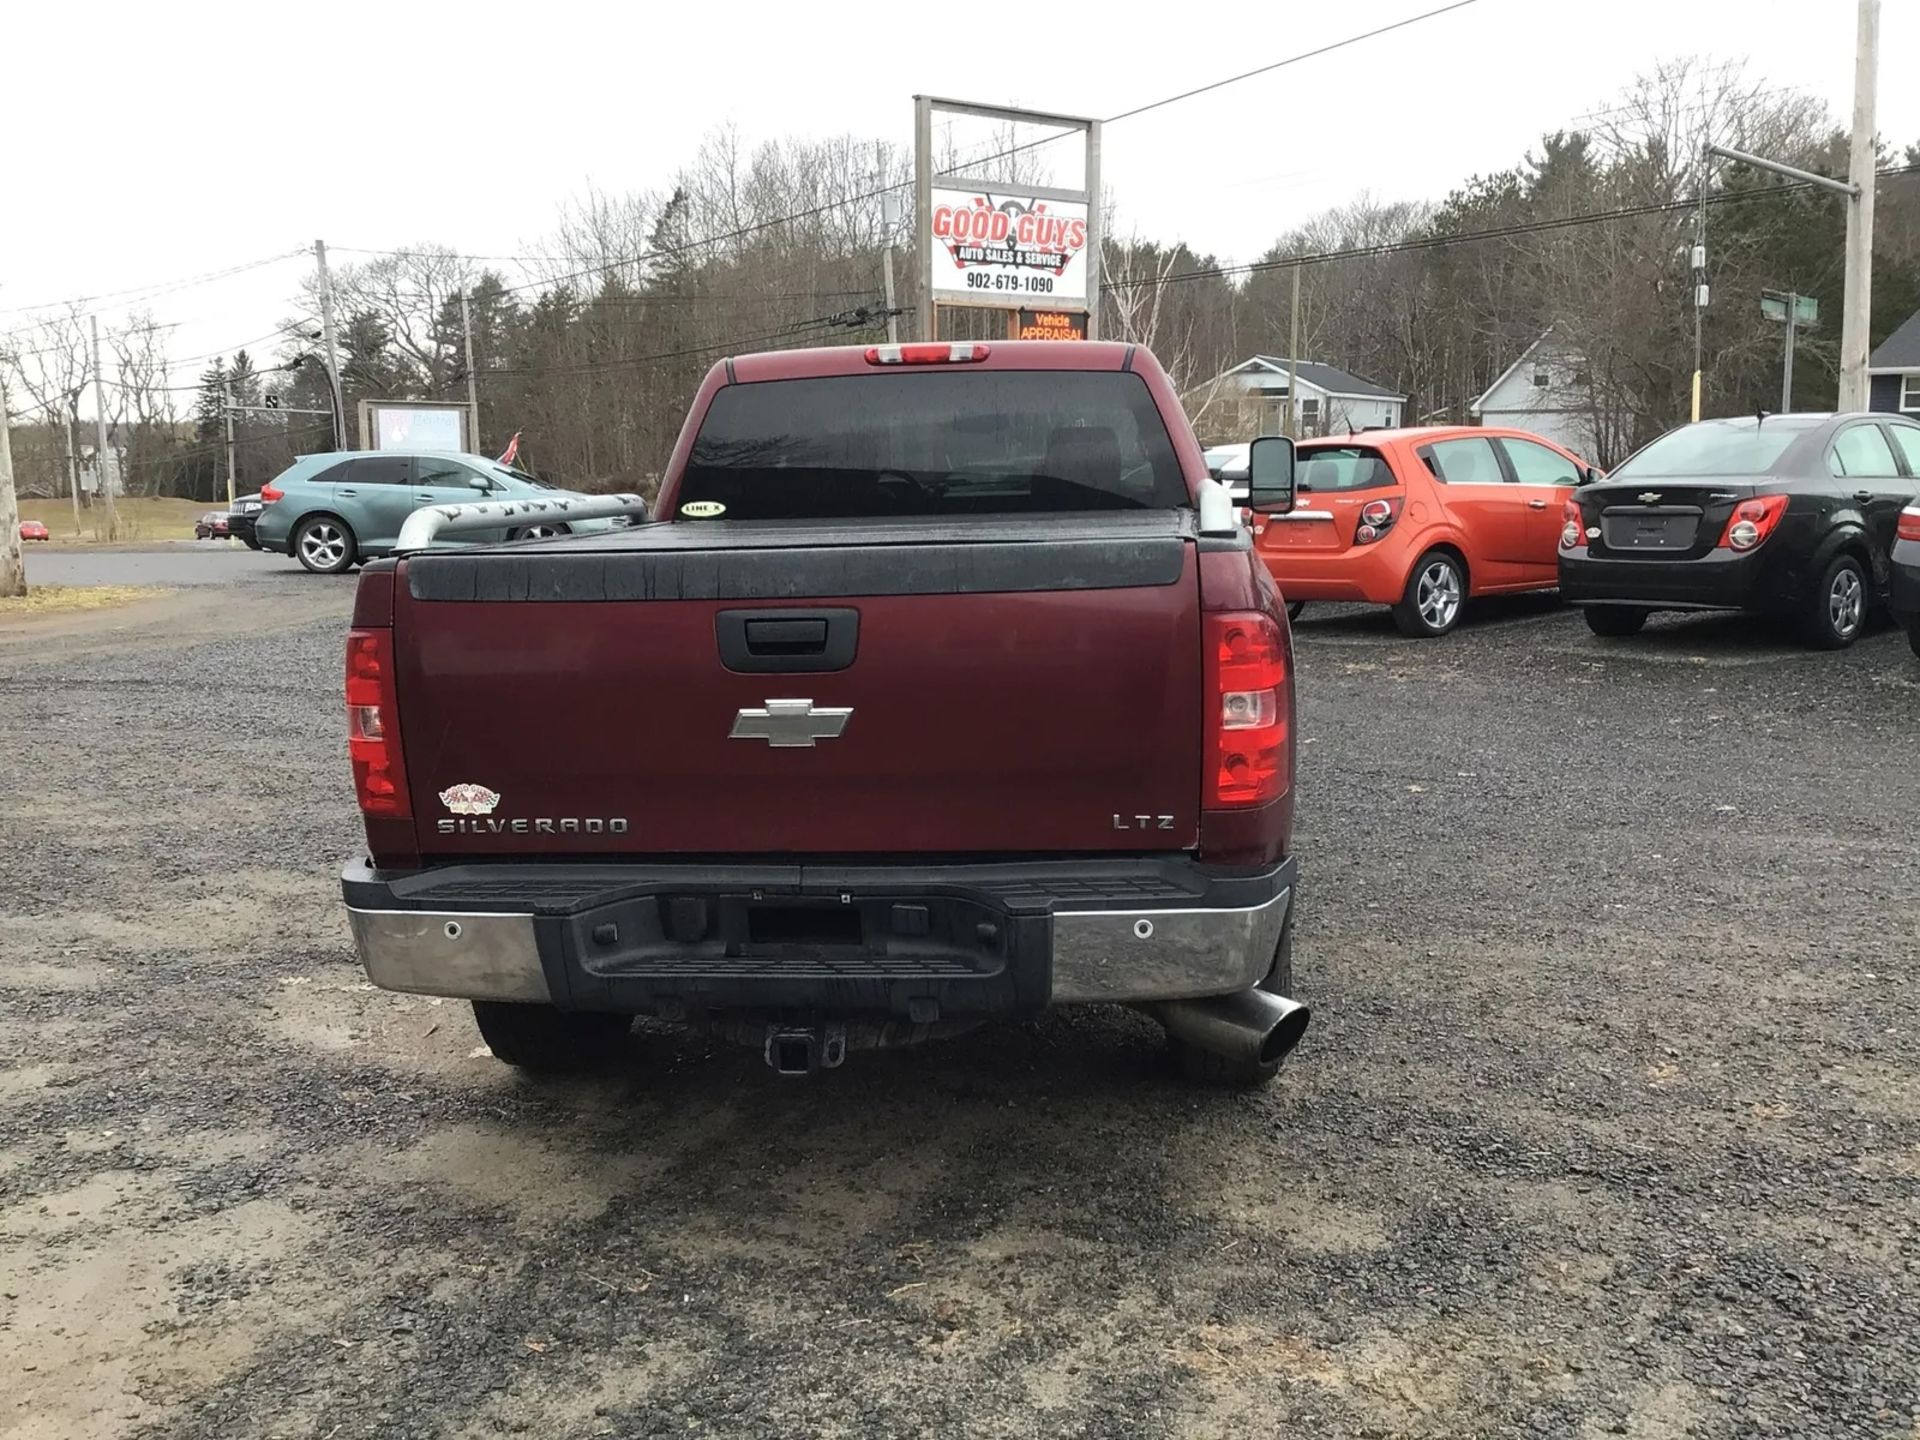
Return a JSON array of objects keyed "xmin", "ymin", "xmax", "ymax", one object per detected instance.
[
  {"xmin": 1016, "ymin": 309, "xmax": 1088, "ymax": 341},
  {"xmin": 929, "ymin": 189, "xmax": 1090, "ymax": 308}
]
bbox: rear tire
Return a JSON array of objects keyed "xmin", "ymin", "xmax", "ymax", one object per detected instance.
[
  {"xmin": 1801, "ymin": 553, "xmax": 1867, "ymax": 650},
  {"xmin": 293, "ymin": 515, "xmax": 357, "ymax": 575},
  {"xmin": 1391, "ymin": 550, "xmax": 1466, "ymax": 637},
  {"xmin": 1169, "ymin": 917, "xmax": 1296, "ymax": 1090},
  {"xmin": 1285, "ymin": 600, "xmax": 1307, "ymax": 620},
  {"xmin": 1906, "ymin": 622, "xmax": 1920, "ymax": 660},
  {"xmin": 471, "ymin": 1002, "xmax": 631, "ymax": 1072},
  {"xmin": 1584, "ymin": 604, "xmax": 1648, "ymax": 637}
]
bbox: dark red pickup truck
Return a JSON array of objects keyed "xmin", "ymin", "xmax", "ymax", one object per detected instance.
[{"xmin": 339, "ymin": 339, "xmax": 1309, "ymax": 1086}]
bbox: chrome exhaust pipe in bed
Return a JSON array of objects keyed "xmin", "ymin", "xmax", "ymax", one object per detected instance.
[{"xmin": 1155, "ymin": 988, "xmax": 1310, "ymax": 1068}]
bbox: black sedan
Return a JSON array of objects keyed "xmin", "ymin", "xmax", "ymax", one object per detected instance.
[
  {"xmin": 225, "ymin": 492, "xmax": 265, "ymax": 549},
  {"xmin": 1892, "ymin": 502, "xmax": 1920, "ymax": 659},
  {"xmin": 1559, "ymin": 413, "xmax": 1920, "ymax": 649}
]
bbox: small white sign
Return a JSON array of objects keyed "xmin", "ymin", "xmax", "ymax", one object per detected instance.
[{"xmin": 929, "ymin": 188, "xmax": 1089, "ymax": 308}]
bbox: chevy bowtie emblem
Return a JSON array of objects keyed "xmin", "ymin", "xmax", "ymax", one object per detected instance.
[
  {"xmin": 730, "ymin": 698, "xmax": 853, "ymax": 747},
  {"xmin": 1638, "ymin": 492, "xmax": 1662, "ymax": 504}
]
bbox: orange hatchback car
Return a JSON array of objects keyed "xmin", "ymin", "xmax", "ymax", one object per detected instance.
[{"xmin": 1254, "ymin": 426, "xmax": 1600, "ymax": 637}]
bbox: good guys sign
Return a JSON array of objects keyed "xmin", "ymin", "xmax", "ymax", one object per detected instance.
[{"xmin": 928, "ymin": 188, "xmax": 1090, "ymax": 307}]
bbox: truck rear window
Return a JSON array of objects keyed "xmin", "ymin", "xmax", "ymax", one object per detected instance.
[{"xmin": 679, "ymin": 370, "xmax": 1187, "ymax": 519}]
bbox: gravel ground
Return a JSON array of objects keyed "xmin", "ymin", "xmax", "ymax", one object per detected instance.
[{"xmin": 1, "ymin": 569, "xmax": 1917, "ymax": 1440}]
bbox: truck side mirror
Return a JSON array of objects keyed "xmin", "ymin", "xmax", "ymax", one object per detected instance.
[{"xmin": 1248, "ymin": 435, "xmax": 1296, "ymax": 514}]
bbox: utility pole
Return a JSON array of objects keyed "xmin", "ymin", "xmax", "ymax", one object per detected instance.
[
  {"xmin": 459, "ymin": 293, "xmax": 480, "ymax": 451},
  {"xmin": 90, "ymin": 315, "xmax": 117, "ymax": 540},
  {"xmin": 879, "ymin": 191, "xmax": 903, "ymax": 345},
  {"xmin": 0, "ymin": 380, "xmax": 24, "ymax": 598},
  {"xmin": 1285, "ymin": 263, "xmax": 1302, "ymax": 439},
  {"xmin": 63, "ymin": 394, "xmax": 80, "ymax": 533},
  {"xmin": 1837, "ymin": 0, "xmax": 1880, "ymax": 412},
  {"xmin": 223, "ymin": 382, "xmax": 238, "ymax": 512},
  {"xmin": 1691, "ymin": 184, "xmax": 1708, "ymax": 423},
  {"xmin": 313, "ymin": 239, "xmax": 348, "ymax": 448}
]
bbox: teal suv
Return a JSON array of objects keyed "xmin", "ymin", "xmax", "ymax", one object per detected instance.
[{"xmin": 255, "ymin": 451, "xmax": 621, "ymax": 574}]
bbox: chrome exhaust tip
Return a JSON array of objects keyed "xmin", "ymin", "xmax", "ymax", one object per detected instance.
[{"xmin": 1154, "ymin": 988, "xmax": 1310, "ymax": 1068}]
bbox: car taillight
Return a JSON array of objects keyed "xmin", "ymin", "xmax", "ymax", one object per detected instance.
[
  {"xmin": 1354, "ymin": 496, "xmax": 1401, "ymax": 545},
  {"xmin": 1899, "ymin": 505, "xmax": 1920, "ymax": 543},
  {"xmin": 346, "ymin": 628, "xmax": 410, "ymax": 817},
  {"xmin": 1205, "ymin": 612, "xmax": 1290, "ymax": 808},
  {"xmin": 864, "ymin": 343, "xmax": 990, "ymax": 365},
  {"xmin": 1717, "ymin": 494, "xmax": 1790, "ymax": 552},
  {"xmin": 260, "ymin": 484, "xmax": 283, "ymax": 502},
  {"xmin": 1560, "ymin": 497, "xmax": 1585, "ymax": 550}
]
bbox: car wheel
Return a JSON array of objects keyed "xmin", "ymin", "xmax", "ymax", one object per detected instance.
[
  {"xmin": 1584, "ymin": 604, "xmax": 1648, "ymax": 637},
  {"xmin": 1802, "ymin": 553, "xmax": 1867, "ymax": 650},
  {"xmin": 1391, "ymin": 550, "xmax": 1465, "ymax": 637},
  {"xmin": 293, "ymin": 516, "xmax": 357, "ymax": 575},
  {"xmin": 508, "ymin": 524, "xmax": 565, "ymax": 541},
  {"xmin": 1285, "ymin": 600, "xmax": 1307, "ymax": 620},
  {"xmin": 242, "ymin": 535, "xmax": 262, "ymax": 551},
  {"xmin": 470, "ymin": 1001, "xmax": 631, "ymax": 1072},
  {"xmin": 1907, "ymin": 622, "xmax": 1920, "ymax": 660}
]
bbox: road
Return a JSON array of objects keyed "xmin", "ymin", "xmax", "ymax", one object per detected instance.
[
  {"xmin": 1, "ymin": 566, "xmax": 1916, "ymax": 1440},
  {"xmin": 22, "ymin": 543, "xmax": 288, "ymax": 589}
]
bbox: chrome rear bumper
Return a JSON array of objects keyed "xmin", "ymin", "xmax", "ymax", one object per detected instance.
[{"xmin": 342, "ymin": 856, "xmax": 1293, "ymax": 1010}]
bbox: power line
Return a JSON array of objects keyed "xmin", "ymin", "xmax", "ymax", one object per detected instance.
[
  {"xmin": 1106, "ymin": 0, "xmax": 1483, "ymax": 125},
  {"xmin": 487, "ymin": 3, "xmax": 1484, "ymax": 301},
  {"xmin": 479, "ymin": 303, "xmax": 897, "ymax": 383},
  {"xmin": 0, "ymin": 250, "xmax": 306, "ymax": 323},
  {"xmin": 1105, "ymin": 160, "xmax": 1920, "ymax": 294}
]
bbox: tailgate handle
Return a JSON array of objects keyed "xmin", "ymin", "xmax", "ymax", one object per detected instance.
[
  {"xmin": 717, "ymin": 608, "xmax": 858, "ymax": 674},
  {"xmin": 745, "ymin": 618, "xmax": 829, "ymax": 652}
]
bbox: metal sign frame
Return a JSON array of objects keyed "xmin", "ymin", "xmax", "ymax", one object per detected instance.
[
  {"xmin": 357, "ymin": 398, "xmax": 477, "ymax": 454},
  {"xmin": 914, "ymin": 95, "xmax": 1101, "ymax": 341}
]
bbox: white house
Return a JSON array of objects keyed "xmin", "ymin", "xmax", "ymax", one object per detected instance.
[
  {"xmin": 1191, "ymin": 356, "xmax": 1406, "ymax": 440},
  {"xmin": 1471, "ymin": 330, "xmax": 1605, "ymax": 459}
]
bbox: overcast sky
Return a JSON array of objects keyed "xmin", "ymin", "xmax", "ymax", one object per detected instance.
[{"xmin": 3, "ymin": 0, "xmax": 1913, "ymax": 401}]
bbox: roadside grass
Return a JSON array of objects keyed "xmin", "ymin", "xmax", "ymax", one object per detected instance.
[
  {"xmin": 0, "ymin": 584, "xmax": 173, "ymax": 618},
  {"xmin": 19, "ymin": 496, "xmax": 207, "ymax": 545}
]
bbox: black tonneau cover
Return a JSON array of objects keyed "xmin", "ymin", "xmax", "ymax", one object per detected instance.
[{"xmin": 406, "ymin": 512, "xmax": 1197, "ymax": 603}]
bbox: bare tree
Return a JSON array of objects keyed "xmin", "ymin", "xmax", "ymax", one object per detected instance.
[
  {"xmin": 1, "ymin": 306, "xmax": 91, "ymax": 529},
  {"xmin": 108, "ymin": 314, "xmax": 180, "ymax": 497}
]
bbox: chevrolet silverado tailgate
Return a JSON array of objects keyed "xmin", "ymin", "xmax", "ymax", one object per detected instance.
[{"xmin": 392, "ymin": 514, "xmax": 1204, "ymax": 856}]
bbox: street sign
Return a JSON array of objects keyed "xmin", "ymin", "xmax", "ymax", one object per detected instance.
[{"xmin": 1761, "ymin": 293, "xmax": 1819, "ymax": 326}]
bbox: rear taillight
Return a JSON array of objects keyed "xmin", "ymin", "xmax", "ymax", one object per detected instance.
[
  {"xmin": 346, "ymin": 628, "xmax": 410, "ymax": 817},
  {"xmin": 1205, "ymin": 612, "xmax": 1290, "ymax": 808},
  {"xmin": 1717, "ymin": 493, "xmax": 1790, "ymax": 552},
  {"xmin": 260, "ymin": 484, "xmax": 284, "ymax": 502},
  {"xmin": 864, "ymin": 343, "xmax": 990, "ymax": 365},
  {"xmin": 1899, "ymin": 505, "xmax": 1920, "ymax": 543},
  {"xmin": 1354, "ymin": 496, "xmax": 1401, "ymax": 545},
  {"xmin": 1560, "ymin": 498, "xmax": 1585, "ymax": 550}
]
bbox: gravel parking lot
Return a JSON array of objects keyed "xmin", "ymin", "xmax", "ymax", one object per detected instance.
[{"xmin": 2, "ymin": 559, "xmax": 1917, "ymax": 1440}]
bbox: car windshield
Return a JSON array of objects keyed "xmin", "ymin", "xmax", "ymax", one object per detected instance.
[
  {"xmin": 1296, "ymin": 445, "xmax": 1396, "ymax": 491},
  {"xmin": 1612, "ymin": 422, "xmax": 1815, "ymax": 477},
  {"xmin": 678, "ymin": 370, "xmax": 1186, "ymax": 519}
]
